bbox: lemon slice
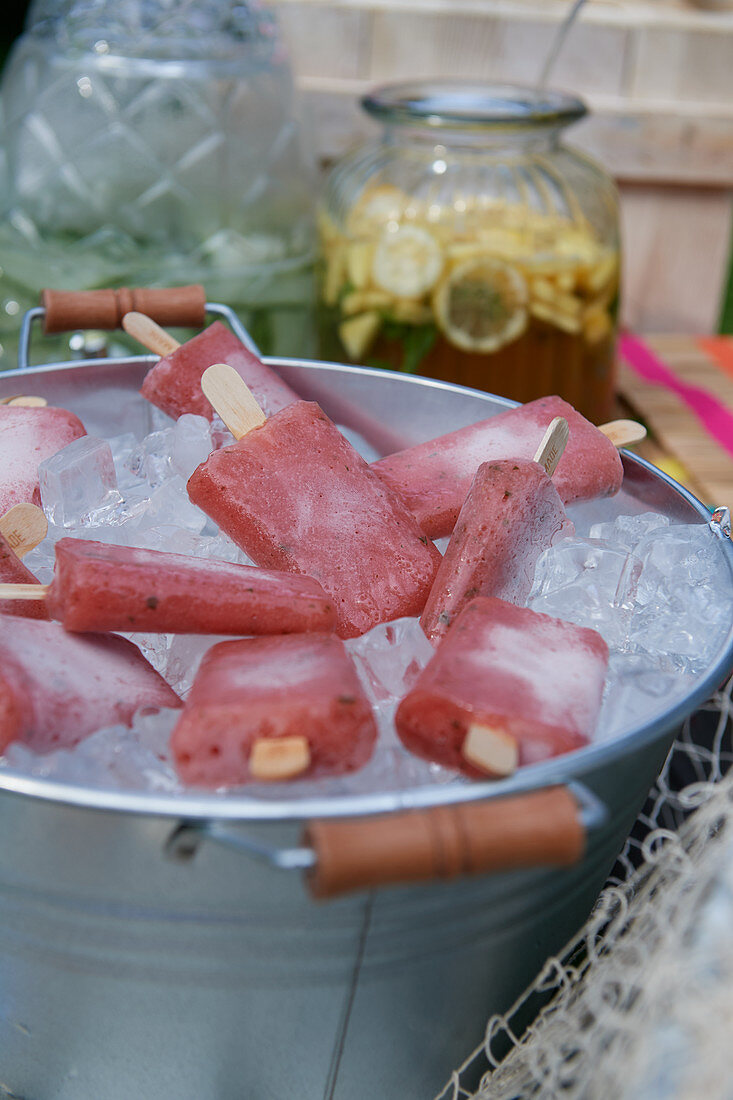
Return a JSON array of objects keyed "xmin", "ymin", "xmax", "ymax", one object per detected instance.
[
  {"xmin": 432, "ymin": 258, "xmax": 528, "ymax": 353},
  {"xmin": 346, "ymin": 185, "xmax": 410, "ymax": 237},
  {"xmin": 372, "ymin": 225, "xmax": 443, "ymax": 300},
  {"xmin": 339, "ymin": 311, "xmax": 382, "ymax": 361}
]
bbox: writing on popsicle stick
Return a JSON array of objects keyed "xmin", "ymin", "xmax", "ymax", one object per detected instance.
[
  {"xmin": 533, "ymin": 416, "xmax": 569, "ymax": 477},
  {"xmin": 0, "ymin": 503, "xmax": 48, "ymax": 557},
  {"xmin": 201, "ymin": 363, "xmax": 266, "ymax": 439},
  {"xmin": 599, "ymin": 419, "xmax": 647, "ymax": 448},
  {"xmin": 122, "ymin": 311, "xmax": 181, "ymax": 357}
]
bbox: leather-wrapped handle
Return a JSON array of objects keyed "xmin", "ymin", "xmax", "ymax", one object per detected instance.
[
  {"xmin": 305, "ymin": 787, "xmax": 585, "ymax": 899},
  {"xmin": 41, "ymin": 285, "xmax": 207, "ymax": 334}
]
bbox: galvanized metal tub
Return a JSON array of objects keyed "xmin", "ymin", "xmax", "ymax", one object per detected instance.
[{"xmin": 0, "ymin": 303, "xmax": 732, "ymax": 1100}]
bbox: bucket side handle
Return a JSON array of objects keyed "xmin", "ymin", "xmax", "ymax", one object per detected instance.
[
  {"xmin": 17, "ymin": 290, "xmax": 261, "ymax": 370},
  {"xmin": 165, "ymin": 783, "xmax": 607, "ymax": 900},
  {"xmin": 40, "ymin": 286, "xmax": 208, "ymax": 334}
]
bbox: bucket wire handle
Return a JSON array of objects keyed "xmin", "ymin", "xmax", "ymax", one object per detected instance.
[
  {"xmin": 165, "ymin": 782, "xmax": 607, "ymax": 900},
  {"xmin": 17, "ymin": 287, "xmax": 261, "ymax": 371}
]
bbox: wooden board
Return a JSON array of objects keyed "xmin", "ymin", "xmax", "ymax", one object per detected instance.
[{"xmin": 616, "ymin": 334, "xmax": 733, "ymax": 508}]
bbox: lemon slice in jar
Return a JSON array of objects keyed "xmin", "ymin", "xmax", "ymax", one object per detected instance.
[
  {"xmin": 372, "ymin": 225, "xmax": 444, "ymax": 300},
  {"xmin": 347, "ymin": 185, "xmax": 410, "ymax": 237},
  {"xmin": 432, "ymin": 257, "xmax": 528, "ymax": 353}
]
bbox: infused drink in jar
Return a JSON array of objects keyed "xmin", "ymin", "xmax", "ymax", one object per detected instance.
[{"xmin": 318, "ymin": 81, "xmax": 620, "ymax": 424}]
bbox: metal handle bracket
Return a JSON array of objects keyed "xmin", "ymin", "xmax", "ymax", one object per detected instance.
[{"xmin": 165, "ymin": 781, "xmax": 607, "ymax": 900}]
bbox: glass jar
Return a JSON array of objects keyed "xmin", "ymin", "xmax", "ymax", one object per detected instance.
[
  {"xmin": 318, "ymin": 82, "xmax": 620, "ymax": 424},
  {"xmin": 0, "ymin": 0, "xmax": 317, "ymax": 368}
]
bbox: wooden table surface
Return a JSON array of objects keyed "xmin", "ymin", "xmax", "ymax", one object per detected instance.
[{"xmin": 616, "ymin": 334, "xmax": 733, "ymax": 510}]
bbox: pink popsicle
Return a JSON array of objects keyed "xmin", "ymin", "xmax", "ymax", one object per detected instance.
[
  {"xmin": 0, "ymin": 405, "xmax": 87, "ymax": 516},
  {"xmin": 420, "ymin": 459, "xmax": 574, "ymax": 643},
  {"xmin": 171, "ymin": 633, "xmax": 378, "ymax": 787},
  {"xmin": 40, "ymin": 537, "xmax": 336, "ymax": 635},
  {"xmin": 140, "ymin": 321, "xmax": 300, "ymax": 421},
  {"xmin": 396, "ymin": 597, "xmax": 609, "ymax": 777},
  {"xmin": 187, "ymin": 400, "xmax": 442, "ymax": 638},
  {"xmin": 0, "ymin": 532, "xmax": 48, "ymax": 620},
  {"xmin": 0, "ymin": 615, "xmax": 181, "ymax": 754},
  {"xmin": 372, "ymin": 396, "xmax": 623, "ymax": 539}
]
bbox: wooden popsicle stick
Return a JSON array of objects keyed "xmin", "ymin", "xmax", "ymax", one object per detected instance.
[
  {"xmin": 462, "ymin": 724, "xmax": 518, "ymax": 778},
  {"xmin": 201, "ymin": 363, "xmax": 266, "ymax": 440},
  {"xmin": 249, "ymin": 736, "xmax": 311, "ymax": 781},
  {"xmin": 533, "ymin": 416, "xmax": 569, "ymax": 477},
  {"xmin": 599, "ymin": 419, "xmax": 647, "ymax": 448},
  {"xmin": 122, "ymin": 311, "xmax": 181, "ymax": 357},
  {"xmin": 0, "ymin": 583, "xmax": 50, "ymax": 601},
  {"xmin": 0, "ymin": 504, "xmax": 48, "ymax": 557},
  {"xmin": 0, "ymin": 395, "xmax": 48, "ymax": 407}
]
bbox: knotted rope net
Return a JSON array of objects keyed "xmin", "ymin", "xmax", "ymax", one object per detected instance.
[{"xmin": 440, "ymin": 672, "xmax": 733, "ymax": 1100}]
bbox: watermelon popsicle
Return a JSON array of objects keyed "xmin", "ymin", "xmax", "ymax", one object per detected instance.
[
  {"xmin": 0, "ymin": 404, "xmax": 87, "ymax": 516},
  {"xmin": 172, "ymin": 633, "xmax": 378, "ymax": 786},
  {"xmin": 124, "ymin": 312, "xmax": 300, "ymax": 421},
  {"xmin": 0, "ymin": 537, "xmax": 337, "ymax": 636},
  {"xmin": 187, "ymin": 365, "xmax": 442, "ymax": 639},
  {"xmin": 397, "ymin": 597, "xmax": 609, "ymax": 779},
  {"xmin": 372, "ymin": 395, "xmax": 631, "ymax": 540},
  {"xmin": 421, "ymin": 418, "xmax": 574, "ymax": 643},
  {"xmin": 0, "ymin": 615, "xmax": 181, "ymax": 754},
  {"xmin": 0, "ymin": 504, "xmax": 49, "ymax": 620}
]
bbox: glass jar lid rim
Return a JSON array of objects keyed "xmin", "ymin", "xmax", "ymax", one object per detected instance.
[{"xmin": 362, "ymin": 81, "xmax": 587, "ymax": 129}]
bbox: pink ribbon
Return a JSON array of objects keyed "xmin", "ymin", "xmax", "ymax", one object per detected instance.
[{"xmin": 618, "ymin": 333, "xmax": 733, "ymax": 460}]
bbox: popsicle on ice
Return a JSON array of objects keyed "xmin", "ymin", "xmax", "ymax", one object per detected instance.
[
  {"xmin": 0, "ymin": 504, "xmax": 49, "ymax": 620},
  {"xmin": 421, "ymin": 418, "xmax": 574, "ymax": 643},
  {"xmin": 0, "ymin": 404, "xmax": 86, "ymax": 516},
  {"xmin": 171, "ymin": 633, "xmax": 378, "ymax": 786},
  {"xmin": 397, "ymin": 596, "xmax": 609, "ymax": 778},
  {"xmin": 372, "ymin": 395, "xmax": 626, "ymax": 540},
  {"xmin": 0, "ymin": 537, "xmax": 338, "ymax": 636},
  {"xmin": 187, "ymin": 365, "xmax": 442, "ymax": 638},
  {"xmin": 125, "ymin": 312, "xmax": 300, "ymax": 421},
  {"xmin": 0, "ymin": 615, "xmax": 181, "ymax": 754}
]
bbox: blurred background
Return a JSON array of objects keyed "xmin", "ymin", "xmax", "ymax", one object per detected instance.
[
  {"xmin": 2, "ymin": 0, "xmax": 732, "ymax": 335},
  {"xmin": 1, "ymin": 0, "xmax": 732, "ymax": 503},
  {"xmin": 273, "ymin": 0, "xmax": 733, "ymax": 336}
]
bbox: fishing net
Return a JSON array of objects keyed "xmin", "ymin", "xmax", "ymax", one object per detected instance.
[{"xmin": 439, "ymin": 671, "xmax": 733, "ymax": 1100}]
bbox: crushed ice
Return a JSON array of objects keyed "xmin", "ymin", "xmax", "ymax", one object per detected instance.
[{"xmin": 4, "ymin": 407, "xmax": 733, "ymax": 797}]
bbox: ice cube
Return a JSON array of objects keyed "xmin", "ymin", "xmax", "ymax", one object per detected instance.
[
  {"xmin": 140, "ymin": 476, "xmax": 207, "ymax": 534},
  {"xmin": 597, "ymin": 650, "xmax": 697, "ymax": 742},
  {"xmin": 625, "ymin": 524, "xmax": 733, "ymax": 672},
  {"xmin": 346, "ymin": 617, "xmax": 434, "ymax": 706},
  {"xmin": 107, "ymin": 432, "xmax": 139, "ymax": 488},
  {"xmin": 164, "ymin": 634, "xmax": 225, "ymax": 697},
  {"xmin": 1, "ymin": 708, "xmax": 182, "ymax": 792},
  {"xmin": 529, "ymin": 537, "xmax": 642, "ymax": 650},
  {"xmin": 210, "ymin": 415, "xmax": 235, "ymax": 449},
  {"xmin": 39, "ymin": 436, "xmax": 122, "ymax": 528},
  {"xmin": 635, "ymin": 524, "xmax": 726, "ymax": 594},
  {"xmin": 171, "ymin": 414, "xmax": 213, "ymax": 479},
  {"xmin": 20, "ymin": 530, "xmax": 59, "ymax": 583},
  {"xmin": 175, "ymin": 531, "xmax": 252, "ymax": 564},
  {"xmin": 589, "ymin": 511, "xmax": 669, "ymax": 550},
  {"xmin": 149, "ymin": 405, "xmax": 176, "ymax": 433},
  {"xmin": 125, "ymin": 429, "xmax": 175, "ymax": 487}
]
